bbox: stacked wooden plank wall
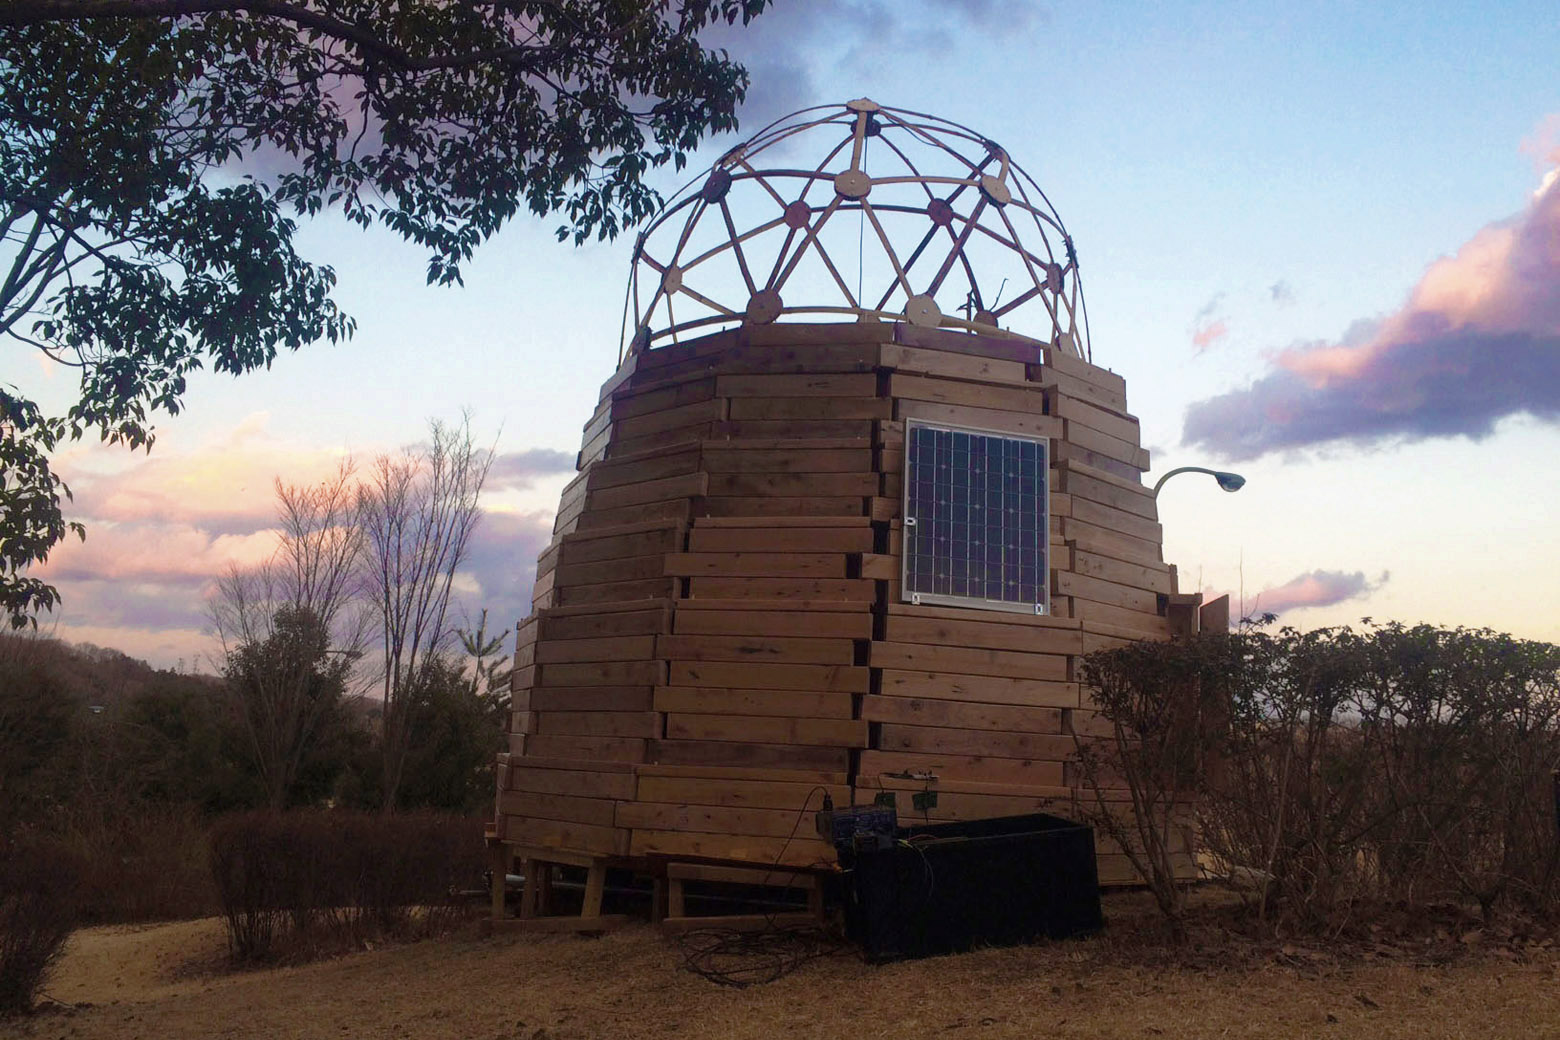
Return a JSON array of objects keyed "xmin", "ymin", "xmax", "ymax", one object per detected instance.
[{"xmin": 497, "ymin": 322, "xmax": 1198, "ymax": 883}]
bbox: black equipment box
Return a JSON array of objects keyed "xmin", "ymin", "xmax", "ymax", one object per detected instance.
[{"xmin": 839, "ymin": 812, "xmax": 1102, "ymax": 962}]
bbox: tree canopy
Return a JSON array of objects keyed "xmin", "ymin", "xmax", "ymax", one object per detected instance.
[{"xmin": 0, "ymin": 0, "xmax": 770, "ymax": 625}]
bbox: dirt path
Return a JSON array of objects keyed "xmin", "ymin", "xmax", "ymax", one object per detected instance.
[{"xmin": 6, "ymin": 917, "xmax": 1557, "ymax": 1040}]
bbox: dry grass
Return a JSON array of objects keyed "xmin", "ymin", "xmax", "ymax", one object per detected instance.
[{"xmin": 5, "ymin": 901, "xmax": 1558, "ymax": 1040}]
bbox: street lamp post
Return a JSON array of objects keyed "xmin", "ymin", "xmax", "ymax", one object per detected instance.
[{"xmin": 1152, "ymin": 466, "xmax": 1246, "ymax": 497}]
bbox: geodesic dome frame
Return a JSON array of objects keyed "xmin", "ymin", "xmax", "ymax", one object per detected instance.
[{"xmin": 622, "ymin": 98, "xmax": 1091, "ymax": 362}]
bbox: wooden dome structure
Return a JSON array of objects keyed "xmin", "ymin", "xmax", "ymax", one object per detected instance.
[{"xmin": 493, "ymin": 101, "xmax": 1207, "ymax": 920}]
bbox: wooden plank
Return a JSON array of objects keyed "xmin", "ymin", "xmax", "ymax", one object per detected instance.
[
  {"xmin": 498, "ymin": 814, "xmax": 627, "ymax": 856},
  {"xmin": 1057, "ymin": 466, "xmax": 1157, "ymax": 521},
  {"xmin": 1070, "ymin": 598, "xmax": 1173, "ymax": 636},
  {"xmin": 534, "ymin": 635, "xmax": 660, "ymax": 665},
  {"xmin": 1068, "ymin": 496, "xmax": 1163, "ymax": 543},
  {"xmin": 653, "ymin": 686, "xmax": 855, "ymax": 719},
  {"xmin": 710, "ymin": 418, "xmax": 875, "ymax": 440},
  {"xmin": 503, "ymin": 755, "xmax": 636, "ymax": 774},
  {"xmin": 877, "ymin": 724, "xmax": 1074, "ymax": 760},
  {"xmin": 706, "ymin": 472, "xmax": 879, "ymax": 497},
  {"xmin": 895, "ymin": 398, "xmax": 1062, "ymax": 439},
  {"xmin": 1039, "ymin": 347, "xmax": 1128, "ymax": 396},
  {"xmin": 636, "ymin": 763, "xmax": 848, "ymax": 785},
  {"xmin": 892, "ymin": 324, "xmax": 1040, "ymax": 363},
  {"xmin": 648, "ymin": 739, "xmax": 850, "ymax": 773},
  {"xmin": 715, "ymin": 373, "xmax": 877, "ymax": 397},
  {"xmin": 1051, "ymin": 393, "xmax": 1140, "ymax": 446},
  {"xmin": 688, "ymin": 526, "xmax": 874, "ymax": 553},
  {"xmin": 694, "ymin": 515, "xmax": 871, "ymax": 528},
  {"xmin": 741, "ymin": 323, "xmax": 894, "ymax": 346},
  {"xmin": 637, "ymin": 776, "xmax": 848, "ymax": 811},
  {"xmin": 585, "ymin": 447, "xmax": 700, "ymax": 490},
  {"xmin": 884, "ymin": 600, "xmax": 1081, "ymax": 629},
  {"xmin": 857, "ymin": 750, "xmax": 1066, "ymax": 787},
  {"xmin": 1029, "ymin": 363, "xmax": 1129, "ymax": 413},
  {"xmin": 628, "ymin": 830, "xmax": 834, "ymax": 868},
  {"xmin": 727, "ymin": 397, "xmax": 891, "ymax": 421},
  {"xmin": 586, "ymin": 471, "xmax": 708, "ymax": 511},
  {"xmin": 1060, "ymin": 517, "xmax": 1164, "ymax": 569},
  {"xmin": 668, "ymin": 660, "xmax": 870, "ymax": 692},
  {"xmin": 880, "ymin": 342, "xmax": 1029, "ymax": 384},
  {"xmin": 889, "ymin": 372, "xmax": 1048, "ymax": 414},
  {"xmin": 521, "ymin": 734, "xmax": 647, "ymax": 763},
  {"xmin": 553, "ymin": 555, "xmax": 666, "ymax": 587},
  {"xmin": 1062, "ymin": 419, "xmax": 1151, "ymax": 471},
  {"xmin": 674, "ymin": 597, "xmax": 869, "ymax": 615},
  {"xmin": 1071, "ymin": 550, "xmax": 1173, "ymax": 594},
  {"xmin": 607, "ymin": 423, "xmax": 716, "ymax": 460},
  {"xmin": 535, "ymin": 711, "xmax": 661, "ymax": 739},
  {"xmin": 687, "ymin": 577, "xmax": 876, "ymax": 602},
  {"xmin": 529, "ymin": 686, "xmax": 656, "ymax": 712},
  {"xmin": 609, "ymin": 377, "xmax": 717, "ymax": 421},
  {"xmin": 539, "ymin": 606, "xmax": 671, "ymax": 641},
  {"xmin": 556, "ymin": 577, "xmax": 677, "ymax": 606},
  {"xmin": 656, "ymin": 634, "xmax": 857, "ymax": 666},
  {"xmin": 616, "ymin": 801, "xmax": 817, "ymax": 838},
  {"xmin": 575, "ymin": 498, "xmax": 691, "ymax": 532},
  {"xmin": 1054, "ymin": 571, "xmax": 1160, "ymax": 614},
  {"xmin": 557, "ymin": 526, "xmax": 683, "ymax": 567},
  {"xmin": 1053, "ymin": 440, "xmax": 1144, "ymax": 482},
  {"xmin": 701, "ymin": 448, "xmax": 872, "ymax": 473},
  {"xmin": 869, "ymin": 641, "xmax": 1069, "ymax": 682},
  {"xmin": 666, "ymin": 714, "xmax": 867, "ymax": 747},
  {"xmin": 701, "ymin": 497, "xmax": 867, "ymax": 518},
  {"xmin": 879, "ymin": 668, "xmax": 1080, "ymax": 709},
  {"xmin": 508, "ymin": 766, "xmax": 636, "ymax": 800},
  {"xmin": 882, "ymin": 615, "xmax": 1082, "ymax": 656},
  {"xmin": 664, "ymin": 552, "xmax": 845, "ymax": 578},
  {"xmin": 612, "ymin": 397, "xmax": 726, "ymax": 439},
  {"xmin": 538, "ymin": 598, "xmax": 673, "ymax": 619},
  {"xmin": 538, "ymin": 660, "xmax": 667, "ymax": 687},
  {"xmin": 498, "ymin": 790, "xmax": 618, "ymax": 828},
  {"xmin": 861, "ymin": 695, "xmax": 1065, "ymax": 734}
]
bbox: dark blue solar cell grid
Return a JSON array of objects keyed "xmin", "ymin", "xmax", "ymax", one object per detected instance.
[{"xmin": 904, "ymin": 423, "xmax": 1048, "ymax": 611}]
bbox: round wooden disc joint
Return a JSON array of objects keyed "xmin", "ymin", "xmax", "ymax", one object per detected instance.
[
  {"xmin": 745, "ymin": 289, "xmax": 783, "ymax": 325},
  {"xmin": 834, "ymin": 169, "xmax": 872, "ymax": 200},
  {"xmin": 904, "ymin": 294, "xmax": 942, "ymax": 328},
  {"xmin": 783, "ymin": 200, "xmax": 812, "ymax": 230}
]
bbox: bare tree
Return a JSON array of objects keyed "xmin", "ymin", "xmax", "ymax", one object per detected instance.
[
  {"xmin": 210, "ymin": 461, "xmax": 367, "ymax": 809},
  {"xmin": 358, "ymin": 418, "xmax": 494, "ymax": 812}
]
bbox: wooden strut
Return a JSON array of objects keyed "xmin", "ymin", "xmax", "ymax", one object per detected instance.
[{"xmin": 489, "ymin": 844, "xmax": 629, "ymax": 935}]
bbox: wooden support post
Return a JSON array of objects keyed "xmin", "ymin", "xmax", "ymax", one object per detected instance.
[
  {"xmin": 536, "ymin": 863, "xmax": 555, "ymax": 917},
  {"xmin": 518, "ymin": 857, "xmax": 539, "ymax": 920},
  {"xmin": 582, "ymin": 862, "xmax": 607, "ymax": 919},
  {"xmin": 490, "ymin": 842, "xmax": 509, "ymax": 921},
  {"xmin": 667, "ymin": 877, "xmax": 686, "ymax": 918},
  {"xmin": 651, "ymin": 876, "xmax": 668, "ymax": 924}
]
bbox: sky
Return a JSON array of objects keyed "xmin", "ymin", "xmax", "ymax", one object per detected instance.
[{"xmin": 16, "ymin": 0, "xmax": 1560, "ymax": 669}]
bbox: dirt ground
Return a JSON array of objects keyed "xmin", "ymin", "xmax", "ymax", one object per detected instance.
[{"xmin": 6, "ymin": 908, "xmax": 1558, "ymax": 1040}]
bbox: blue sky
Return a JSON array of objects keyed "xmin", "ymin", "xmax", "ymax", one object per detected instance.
[{"xmin": 28, "ymin": 0, "xmax": 1560, "ymax": 667}]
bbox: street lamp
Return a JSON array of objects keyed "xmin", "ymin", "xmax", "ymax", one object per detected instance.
[{"xmin": 1152, "ymin": 466, "xmax": 1246, "ymax": 497}]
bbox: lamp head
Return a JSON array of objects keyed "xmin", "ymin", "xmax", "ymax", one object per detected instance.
[{"xmin": 1214, "ymin": 471, "xmax": 1246, "ymax": 493}]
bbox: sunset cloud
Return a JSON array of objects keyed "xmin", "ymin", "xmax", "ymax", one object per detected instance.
[
  {"xmin": 1190, "ymin": 294, "xmax": 1229, "ymax": 352},
  {"xmin": 1184, "ymin": 148, "xmax": 1560, "ymax": 460},
  {"xmin": 1246, "ymin": 569, "xmax": 1389, "ymax": 617},
  {"xmin": 38, "ymin": 414, "xmax": 568, "ymax": 668}
]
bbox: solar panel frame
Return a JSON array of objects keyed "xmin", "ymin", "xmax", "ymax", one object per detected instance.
[{"xmin": 901, "ymin": 420, "xmax": 1051, "ymax": 616}]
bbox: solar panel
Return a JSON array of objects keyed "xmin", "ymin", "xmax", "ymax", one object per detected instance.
[{"xmin": 902, "ymin": 421, "xmax": 1049, "ymax": 614}]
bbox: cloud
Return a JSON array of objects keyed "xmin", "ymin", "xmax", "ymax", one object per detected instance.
[
  {"xmin": 37, "ymin": 413, "xmax": 566, "ymax": 668},
  {"xmin": 1184, "ymin": 154, "xmax": 1560, "ymax": 460},
  {"xmin": 1269, "ymin": 280, "xmax": 1295, "ymax": 305},
  {"xmin": 1246, "ymin": 569, "xmax": 1389, "ymax": 617},
  {"xmin": 488, "ymin": 448, "xmax": 576, "ymax": 493},
  {"xmin": 1190, "ymin": 294, "xmax": 1228, "ymax": 352}
]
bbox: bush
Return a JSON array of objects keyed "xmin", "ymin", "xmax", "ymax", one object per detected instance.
[
  {"xmin": 1080, "ymin": 622, "xmax": 1560, "ymax": 935},
  {"xmin": 208, "ymin": 811, "xmax": 485, "ymax": 961},
  {"xmin": 0, "ymin": 837, "xmax": 83, "ymax": 1016}
]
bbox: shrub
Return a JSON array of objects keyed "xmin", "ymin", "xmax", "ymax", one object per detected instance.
[
  {"xmin": 208, "ymin": 810, "xmax": 484, "ymax": 961},
  {"xmin": 1080, "ymin": 622, "xmax": 1560, "ymax": 935},
  {"xmin": 0, "ymin": 837, "xmax": 83, "ymax": 1016}
]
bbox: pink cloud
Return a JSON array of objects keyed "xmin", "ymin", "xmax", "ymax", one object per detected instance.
[
  {"xmin": 1245, "ymin": 569, "xmax": 1388, "ymax": 618},
  {"xmin": 1185, "ymin": 132, "xmax": 1560, "ymax": 460},
  {"xmin": 1192, "ymin": 318, "xmax": 1229, "ymax": 351}
]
